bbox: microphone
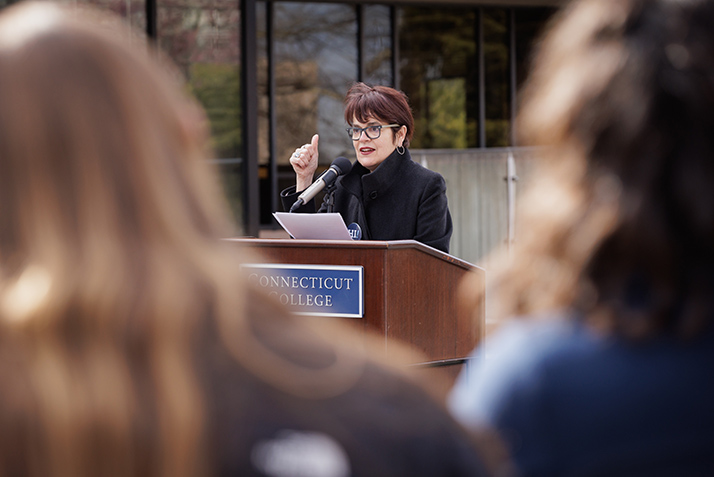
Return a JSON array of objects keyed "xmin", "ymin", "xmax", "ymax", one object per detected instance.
[{"xmin": 290, "ymin": 156, "xmax": 352, "ymax": 212}]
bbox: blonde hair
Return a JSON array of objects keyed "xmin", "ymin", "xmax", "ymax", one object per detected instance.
[
  {"xmin": 0, "ymin": 3, "xmax": 245, "ymax": 476},
  {"xmin": 467, "ymin": 0, "xmax": 714, "ymax": 339}
]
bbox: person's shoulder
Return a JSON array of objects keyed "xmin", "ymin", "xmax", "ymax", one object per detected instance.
[
  {"xmin": 403, "ymin": 153, "xmax": 442, "ymax": 176},
  {"xmin": 483, "ymin": 313, "xmax": 597, "ymax": 364},
  {"xmin": 448, "ymin": 315, "xmax": 596, "ymax": 427},
  {"xmin": 209, "ymin": 292, "xmax": 492, "ymax": 476},
  {"xmin": 339, "ymin": 359, "xmax": 492, "ymax": 476},
  {"xmin": 400, "ymin": 155, "xmax": 447, "ymax": 191}
]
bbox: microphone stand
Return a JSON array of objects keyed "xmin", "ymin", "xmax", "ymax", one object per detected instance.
[{"xmin": 324, "ymin": 183, "xmax": 337, "ymax": 213}]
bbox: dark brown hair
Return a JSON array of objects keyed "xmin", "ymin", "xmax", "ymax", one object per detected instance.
[
  {"xmin": 344, "ymin": 82, "xmax": 414, "ymax": 147},
  {"xmin": 466, "ymin": 0, "xmax": 714, "ymax": 340}
]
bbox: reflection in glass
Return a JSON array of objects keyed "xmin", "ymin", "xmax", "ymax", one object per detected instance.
[
  {"xmin": 44, "ymin": 0, "xmax": 147, "ymax": 34},
  {"xmin": 157, "ymin": 0, "xmax": 242, "ymax": 226},
  {"xmin": 158, "ymin": 0, "xmax": 241, "ymax": 159},
  {"xmin": 257, "ymin": 1, "xmax": 269, "ymax": 166},
  {"xmin": 217, "ymin": 161, "xmax": 244, "ymax": 230},
  {"xmin": 483, "ymin": 8, "xmax": 511, "ymax": 148},
  {"xmin": 515, "ymin": 8, "xmax": 556, "ymax": 91},
  {"xmin": 514, "ymin": 7, "xmax": 556, "ymax": 147},
  {"xmin": 398, "ymin": 7, "xmax": 478, "ymax": 149},
  {"xmin": 363, "ymin": 5, "xmax": 392, "ymax": 86},
  {"xmin": 256, "ymin": 2, "xmax": 277, "ymax": 224},
  {"xmin": 273, "ymin": 2, "xmax": 357, "ymax": 166}
]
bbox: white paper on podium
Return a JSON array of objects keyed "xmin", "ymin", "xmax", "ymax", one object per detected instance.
[{"xmin": 273, "ymin": 212, "xmax": 353, "ymax": 240}]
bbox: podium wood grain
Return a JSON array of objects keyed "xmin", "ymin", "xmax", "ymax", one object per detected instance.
[{"xmin": 228, "ymin": 238, "xmax": 485, "ymax": 387}]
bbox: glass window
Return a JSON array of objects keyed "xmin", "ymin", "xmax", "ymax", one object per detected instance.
[
  {"xmin": 257, "ymin": 1, "xmax": 270, "ymax": 167},
  {"xmin": 157, "ymin": 0, "xmax": 242, "ymax": 226},
  {"xmin": 39, "ymin": 0, "xmax": 146, "ymax": 34},
  {"xmin": 272, "ymin": 2, "xmax": 357, "ymax": 169},
  {"xmin": 397, "ymin": 7, "xmax": 479, "ymax": 149},
  {"xmin": 483, "ymin": 7, "xmax": 511, "ymax": 148},
  {"xmin": 363, "ymin": 5, "xmax": 392, "ymax": 86},
  {"xmin": 91, "ymin": 0, "xmax": 146, "ymax": 33},
  {"xmin": 157, "ymin": 1, "xmax": 241, "ymax": 159},
  {"xmin": 256, "ymin": 1, "xmax": 276, "ymax": 224},
  {"xmin": 515, "ymin": 7, "xmax": 557, "ymax": 91}
]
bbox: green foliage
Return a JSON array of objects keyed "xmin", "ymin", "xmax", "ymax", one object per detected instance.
[
  {"xmin": 189, "ymin": 63, "xmax": 242, "ymax": 159},
  {"xmin": 218, "ymin": 163, "xmax": 244, "ymax": 231},
  {"xmin": 399, "ymin": 7, "xmax": 479, "ymax": 149},
  {"xmin": 426, "ymin": 78, "xmax": 467, "ymax": 149},
  {"xmin": 188, "ymin": 63, "xmax": 244, "ymax": 228},
  {"xmin": 485, "ymin": 119, "xmax": 510, "ymax": 147}
]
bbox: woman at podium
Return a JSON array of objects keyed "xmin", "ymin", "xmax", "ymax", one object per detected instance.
[{"xmin": 280, "ymin": 83, "xmax": 453, "ymax": 253}]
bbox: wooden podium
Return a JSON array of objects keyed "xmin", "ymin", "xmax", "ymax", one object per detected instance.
[{"xmin": 228, "ymin": 238, "xmax": 485, "ymax": 386}]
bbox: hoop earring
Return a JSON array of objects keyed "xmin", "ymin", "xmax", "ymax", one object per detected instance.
[{"xmin": 396, "ymin": 145, "xmax": 405, "ymax": 155}]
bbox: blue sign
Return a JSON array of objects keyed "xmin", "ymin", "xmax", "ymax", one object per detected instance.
[{"xmin": 242, "ymin": 264, "xmax": 364, "ymax": 318}]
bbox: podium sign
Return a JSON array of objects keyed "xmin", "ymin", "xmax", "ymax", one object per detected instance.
[
  {"xmin": 231, "ymin": 239, "xmax": 485, "ymax": 389},
  {"xmin": 242, "ymin": 263, "xmax": 364, "ymax": 318}
]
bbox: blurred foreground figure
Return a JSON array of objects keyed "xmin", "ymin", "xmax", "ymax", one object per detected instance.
[
  {"xmin": 0, "ymin": 3, "xmax": 491, "ymax": 476},
  {"xmin": 450, "ymin": 0, "xmax": 714, "ymax": 475}
]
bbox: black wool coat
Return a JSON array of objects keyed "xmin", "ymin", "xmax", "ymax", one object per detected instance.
[
  {"xmin": 205, "ymin": 294, "xmax": 492, "ymax": 477},
  {"xmin": 280, "ymin": 148, "xmax": 453, "ymax": 253}
]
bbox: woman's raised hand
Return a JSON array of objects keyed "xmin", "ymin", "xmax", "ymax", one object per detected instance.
[{"xmin": 289, "ymin": 134, "xmax": 319, "ymax": 192}]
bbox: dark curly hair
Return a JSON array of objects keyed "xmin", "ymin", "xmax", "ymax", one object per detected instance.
[{"xmin": 469, "ymin": 0, "xmax": 714, "ymax": 340}]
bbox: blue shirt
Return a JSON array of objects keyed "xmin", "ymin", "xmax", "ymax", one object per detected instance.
[{"xmin": 448, "ymin": 317, "xmax": 714, "ymax": 476}]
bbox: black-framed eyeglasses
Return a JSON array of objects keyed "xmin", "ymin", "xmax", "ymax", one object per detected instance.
[{"xmin": 346, "ymin": 124, "xmax": 400, "ymax": 141}]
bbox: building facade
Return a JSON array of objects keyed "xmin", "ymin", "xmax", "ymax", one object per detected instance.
[{"xmin": 0, "ymin": 0, "xmax": 563, "ymax": 263}]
